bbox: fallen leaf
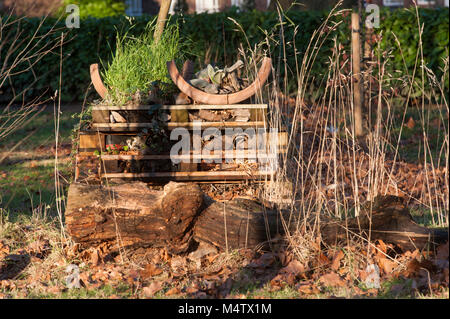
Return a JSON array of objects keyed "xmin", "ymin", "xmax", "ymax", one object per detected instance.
[
  {"xmin": 185, "ymin": 286, "xmax": 199, "ymax": 294},
  {"xmin": 376, "ymin": 239, "xmax": 387, "ymax": 254},
  {"xmin": 403, "ymin": 258, "xmax": 421, "ymax": 277},
  {"xmin": 269, "ymin": 274, "xmax": 286, "ymax": 289},
  {"xmin": 143, "ymin": 281, "xmax": 163, "ymax": 298},
  {"xmin": 256, "ymin": 253, "xmax": 276, "ymax": 268},
  {"xmin": 377, "ymin": 257, "xmax": 397, "ymax": 275},
  {"xmin": 366, "ymin": 288, "xmax": 379, "ymax": 296},
  {"xmin": 206, "ymin": 254, "xmax": 220, "ymax": 264},
  {"xmin": 47, "ymin": 286, "xmax": 62, "ymax": 294},
  {"xmin": 188, "ymin": 242, "xmax": 217, "ymax": 261},
  {"xmin": 317, "ymin": 253, "xmax": 330, "ymax": 267},
  {"xmin": 65, "ymin": 243, "xmax": 80, "ymax": 259},
  {"xmin": 0, "ymin": 242, "xmax": 10, "ymax": 259},
  {"xmin": 277, "ymin": 251, "xmax": 292, "ymax": 267},
  {"xmin": 331, "ymin": 250, "xmax": 344, "ymax": 271},
  {"xmin": 27, "ymin": 239, "xmax": 50, "ymax": 258},
  {"xmin": 140, "ymin": 263, "xmax": 163, "ymax": 279},
  {"xmin": 165, "ymin": 287, "xmax": 181, "ymax": 296},
  {"xmin": 91, "ymin": 269, "xmax": 109, "ymax": 282},
  {"xmin": 88, "ymin": 248, "xmax": 102, "ymax": 266},
  {"xmin": 297, "ymin": 283, "xmax": 320, "ymax": 295},
  {"xmin": 0, "ymin": 280, "xmax": 16, "ymax": 290},
  {"xmin": 170, "ymin": 256, "xmax": 186, "ymax": 270},
  {"xmin": 318, "ymin": 272, "xmax": 346, "ymax": 287},
  {"xmin": 406, "ymin": 117, "xmax": 415, "ymax": 129},
  {"xmin": 279, "ymin": 260, "xmax": 305, "ymax": 277}
]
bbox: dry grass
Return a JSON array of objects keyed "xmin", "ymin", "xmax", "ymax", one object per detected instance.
[
  {"xmin": 233, "ymin": 2, "xmax": 449, "ymax": 268},
  {"xmin": 0, "ymin": 2, "xmax": 448, "ymax": 300},
  {"xmin": 0, "ymin": 11, "xmax": 65, "ymax": 146}
]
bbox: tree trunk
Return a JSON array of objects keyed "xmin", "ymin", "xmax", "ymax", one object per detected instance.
[
  {"xmin": 154, "ymin": 0, "xmax": 172, "ymax": 43},
  {"xmin": 65, "ymin": 181, "xmax": 203, "ymax": 253},
  {"xmin": 352, "ymin": 11, "xmax": 364, "ymax": 137}
]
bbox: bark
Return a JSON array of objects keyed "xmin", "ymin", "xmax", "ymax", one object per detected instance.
[
  {"xmin": 193, "ymin": 198, "xmax": 284, "ymax": 250},
  {"xmin": 320, "ymin": 195, "xmax": 448, "ymax": 251},
  {"xmin": 65, "ymin": 181, "xmax": 203, "ymax": 253},
  {"xmin": 194, "ymin": 196, "xmax": 448, "ymax": 251},
  {"xmin": 154, "ymin": 0, "xmax": 172, "ymax": 43},
  {"xmin": 66, "ymin": 182, "xmax": 448, "ymax": 253}
]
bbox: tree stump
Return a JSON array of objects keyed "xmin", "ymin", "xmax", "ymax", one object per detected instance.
[{"xmin": 65, "ymin": 182, "xmax": 203, "ymax": 253}]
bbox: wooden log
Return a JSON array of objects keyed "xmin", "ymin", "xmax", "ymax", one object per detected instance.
[
  {"xmin": 193, "ymin": 198, "xmax": 283, "ymax": 250},
  {"xmin": 193, "ymin": 195, "xmax": 448, "ymax": 252},
  {"xmin": 66, "ymin": 182, "xmax": 447, "ymax": 253},
  {"xmin": 65, "ymin": 181, "xmax": 203, "ymax": 253},
  {"xmin": 320, "ymin": 195, "xmax": 448, "ymax": 251}
]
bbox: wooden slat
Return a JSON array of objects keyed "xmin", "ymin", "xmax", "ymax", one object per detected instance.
[
  {"xmin": 77, "ymin": 131, "xmax": 288, "ymax": 156},
  {"xmin": 79, "ymin": 134, "xmax": 105, "ymax": 150},
  {"xmin": 91, "ymin": 104, "xmax": 268, "ymax": 111},
  {"xmin": 162, "ymin": 104, "xmax": 268, "ymax": 110},
  {"xmin": 167, "ymin": 121, "xmax": 267, "ymax": 129},
  {"xmin": 91, "ymin": 121, "xmax": 268, "ymax": 131},
  {"xmin": 101, "ymin": 170, "xmax": 275, "ymax": 181},
  {"xmin": 78, "ymin": 151, "xmax": 281, "ymax": 161}
]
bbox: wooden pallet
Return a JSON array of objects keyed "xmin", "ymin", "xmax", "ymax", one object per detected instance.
[{"xmin": 76, "ymin": 103, "xmax": 286, "ymax": 182}]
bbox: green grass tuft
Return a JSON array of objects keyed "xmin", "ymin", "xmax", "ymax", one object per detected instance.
[{"xmin": 101, "ymin": 20, "xmax": 182, "ymax": 105}]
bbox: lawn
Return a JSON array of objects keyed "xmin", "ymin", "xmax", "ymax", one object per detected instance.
[{"xmin": 0, "ymin": 106, "xmax": 78, "ymax": 219}]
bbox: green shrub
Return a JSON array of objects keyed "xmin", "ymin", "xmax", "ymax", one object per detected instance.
[
  {"xmin": 60, "ymin": 0, "xmax": 126, "ymax": 18},
  {"xmin": 0, "ymin": 7, "xmax": 447, "ymax": 103}
]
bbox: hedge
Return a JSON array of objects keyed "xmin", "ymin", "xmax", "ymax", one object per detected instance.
[{"xmin": 0, "ymin": 7, "xmax": 448, "ymax": 103}]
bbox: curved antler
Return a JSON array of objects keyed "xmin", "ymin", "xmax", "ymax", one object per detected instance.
[
  {"xmin": 90, "ymin": 63, "xmax": 107, "ymax": 99},
  {"xmin": 167, "ymin": 57, "xmax": 272, "ymax": 105}
]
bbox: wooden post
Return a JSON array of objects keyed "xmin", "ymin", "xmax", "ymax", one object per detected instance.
[
  {"xmin": 154, "ymin": 0, "xmax": 172, "ymax": 43},
  {"xmin": 352, "ymin": 11, "xmax": 364, "ymax": 137}
]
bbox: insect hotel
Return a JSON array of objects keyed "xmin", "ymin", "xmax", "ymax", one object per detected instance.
[
  {"xmin": 64, "ymin": 51, "xmax": 294, "ymax": 253},
  {"xmin": 73, "ymin": 58, "xmax": 287, "ymax": 183}
]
